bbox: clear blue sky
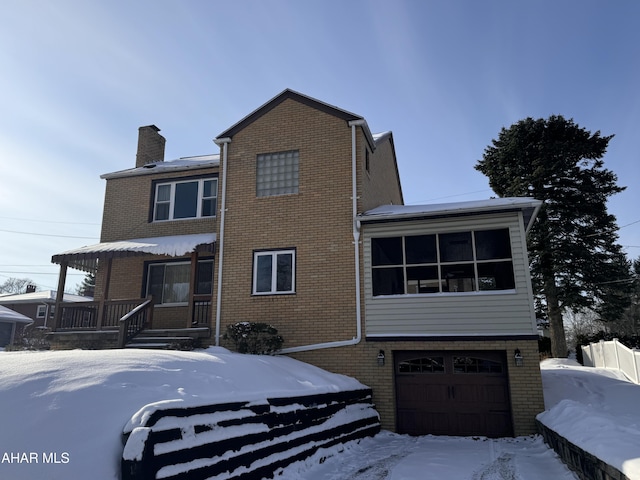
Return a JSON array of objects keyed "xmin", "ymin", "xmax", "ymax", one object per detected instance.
[{"xmin": 1, "ymin": 0, "xmax": 638, "ymax": 292}]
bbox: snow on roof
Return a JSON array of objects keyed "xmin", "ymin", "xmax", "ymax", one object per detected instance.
[
  {"xmin": 372, "ymin": 131, "xmax": 392, "ymax": 143},
  {"xmin": 52, "ymin": 233, "xmax": 217, "ymax": 272},
  {"xmin": 0, "ymin": 305, "xmax": 33, "ymax": 324},
  {"xmin": 0, "ymin": 290, "xmax": 90, "ymax": 305},
  {"xmin": 101, "ymin": 154, "xmax": 219, "ymax": 180},
  {"xmin": 359, "ymin": 197, "xmax": 542, "ymax": 231}
]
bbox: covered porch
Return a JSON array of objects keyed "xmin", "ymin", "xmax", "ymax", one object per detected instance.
[{"xmin": 50, "ymin": 233, "xmax": 216, "ymax": 348}]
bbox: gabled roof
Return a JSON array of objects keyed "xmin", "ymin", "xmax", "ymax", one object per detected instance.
[
  {"xmin": 359, "ymin": 197, "xmax": 543, "ymax": 232},
  {"xmin": 101, "ymin": 154, "xmax": 219, "ymax": 180},
  {"xmin": 51, "ymin": 233, "xmax": 216, "ymax": 273},
  {"xmin": 216, "ymin": 89, "xmax": 375, "ymax": 148}
]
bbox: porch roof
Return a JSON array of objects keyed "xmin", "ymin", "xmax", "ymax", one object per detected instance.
[{"xmin": 51, "ymin": 233, "xmax": 216, "ymax": 273}]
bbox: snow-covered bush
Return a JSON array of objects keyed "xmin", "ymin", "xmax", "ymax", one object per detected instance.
[{"xmin": 224, "ymin": 322, "xmax": 283, "ymax": 354}]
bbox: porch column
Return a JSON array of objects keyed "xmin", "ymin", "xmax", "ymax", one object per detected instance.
[
  {"xmin": 96, "ymin": 258, "xmax": 112, "ymax": 330},
  {"xmin": 187, "ymin": 251, "xmax": 198, "ymax": 328},
  {"xmin": 52, "ymin": 261, "xmax": 68, "ymax": 331}
]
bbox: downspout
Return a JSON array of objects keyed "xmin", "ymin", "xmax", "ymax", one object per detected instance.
[
  {"xmin": 213, "ymin": 137, "xmax": 231, "ymax": 346},
  {"xmin": 279, "ymin": 120, "xmax": 364, "ymax": 353}
]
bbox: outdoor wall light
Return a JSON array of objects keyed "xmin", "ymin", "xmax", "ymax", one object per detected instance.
[
  {"xmin": 514, "ymin": 349, "xmax": 524, "ymax": 367},
  {"xmin": 377, "ymin": 350, "xmax": 385, "ymax": 367}
]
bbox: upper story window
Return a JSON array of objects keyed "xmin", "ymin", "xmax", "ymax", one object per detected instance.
[
  {"xmin": 256, "ymin": 150, "xmax": 299, "ymax": 197},
  {"xmin": 253, "ymin": 249, "xmax": 295, "ymax": 295},
  {"xmin": 371, "ymin": 228, "xmax": 515, "ymax": 296},
  {"xmin": 153, "ymin": 177, "xmax": 218, "ymax": 221}
]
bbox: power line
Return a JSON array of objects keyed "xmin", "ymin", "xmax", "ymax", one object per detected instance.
[
  {"xmin": 0, "ymin": 228, "xmax": 98, "ymax": 240},
  {"xmin": 0, "ymin": 215, "xmax": 100, "ymax": 226}
]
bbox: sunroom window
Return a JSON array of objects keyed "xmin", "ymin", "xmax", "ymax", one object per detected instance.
[
  {"xmin": 371, "ymin": 228, "xmax": 515, "ymax": 296},
  {"xmin": 153, "ymin": 177, "xmax": 217, "ymax": 221}
]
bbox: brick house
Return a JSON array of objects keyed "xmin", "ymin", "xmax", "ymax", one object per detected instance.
[{"xmin": 50, "ymin": 89, "xmax": 544, "ymax": 436}]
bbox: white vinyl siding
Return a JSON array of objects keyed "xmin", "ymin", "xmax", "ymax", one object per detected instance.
[{"xmin": 362, "ymin": 212, "xmax": 537, "ymax": 337}]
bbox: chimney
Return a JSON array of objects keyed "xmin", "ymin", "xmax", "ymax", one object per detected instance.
[
  {"xmin": 26, "ymin": 284, "xmax": 36, "ymax": 293},
  {"xmin": 136, "ymin": 125, "xmax": 166, "ymax": 168}
]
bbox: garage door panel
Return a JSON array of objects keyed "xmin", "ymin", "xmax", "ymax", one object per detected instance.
[{"xmin": 395, "ymin": 350, "xmax": 513, "ymax": 437}]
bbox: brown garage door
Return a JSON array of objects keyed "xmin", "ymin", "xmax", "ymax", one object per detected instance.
[{"xmin": 395, "ymin": 350, "xmax": 512, "ymax": 437}]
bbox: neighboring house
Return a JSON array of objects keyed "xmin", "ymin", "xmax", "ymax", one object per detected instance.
[
  {"xmin": 0, "ymin": 305, "xmax": 33, "ymax": 347},
  {"xmin": 49, "ymin": 89, "xmax": 545, "ymax": 437},
  {"xmin": 0, "ymin": 290, "xmax": 90, "ymax": 329}
]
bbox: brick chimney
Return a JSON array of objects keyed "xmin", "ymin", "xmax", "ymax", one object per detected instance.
[
  {"xmin": 26, "ymin": 284, "xmax": 36, "ymax": 293},
  {"xmin": 136, "ymin": 125, "xmax": 166, "ymax": 168}
]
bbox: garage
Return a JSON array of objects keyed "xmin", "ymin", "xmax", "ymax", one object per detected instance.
[{"xmin": 395, "ymin": 350, "xmax": 512, "ymax": 437}]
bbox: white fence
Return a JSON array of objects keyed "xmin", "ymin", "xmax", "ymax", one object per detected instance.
[{"xmin": 581, "ymin": 339, "xmax": 640, "ymax": 384}]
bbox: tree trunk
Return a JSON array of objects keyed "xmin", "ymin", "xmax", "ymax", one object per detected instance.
[{"xmin": 545, "ymin": 283, "xmax": 568, "ymax": 358}]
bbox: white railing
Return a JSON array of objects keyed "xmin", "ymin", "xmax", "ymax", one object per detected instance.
[{"xmin": 581, "ymin": 339, "xmax": 640, "ymax": 384}]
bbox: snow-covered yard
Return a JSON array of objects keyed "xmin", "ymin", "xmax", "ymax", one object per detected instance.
[{"xmin": 0, "ymin": 348, "xmax": 638, "ymax": 480}]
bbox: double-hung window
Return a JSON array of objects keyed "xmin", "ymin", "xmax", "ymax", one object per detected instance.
[
  {"xmin": 256, "ymin": 150, "xmax": 299, "ymax": 197},
  {"xmin": 371, "ymin": 228, "xmax": 515, "ymax": 296},
  {"xmin": 253, "ymin": 249, "xmax": 295, "ymax": 295},
  {"xmin": 147, "ymin": 260, "xmax": 214, "ymax": 305},
  {"xmin": 153, "ymin": 177, "xmax": 218, "ymax": 221}
]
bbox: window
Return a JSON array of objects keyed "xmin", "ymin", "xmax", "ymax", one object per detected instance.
[
  {"xmin": 147, "ymin": 260, "xmax": 214, "ymax": 305},
  {"xmin": 398, "ymin": 356, "xmax": 445, "ymax": 373},
  {"xmin": 36, "ymin": 305, "xmax": 46, "ymax": 318},
  {"xmin": 153, "ymin": 177, "xmax": 217, "ymax": 221},
  {"xmin": 256, "ymin": 150, "xmax": 299, "ymax": 197},
  {"xmin": 253, "ymin": 250, "xmax": 295, "ymax": 295},
  {"xmin": 371, "ymin": 228, "xmax": 515, "ymax": 296}
]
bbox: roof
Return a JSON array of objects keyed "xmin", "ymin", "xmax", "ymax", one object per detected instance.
[
  {"xmin": 215, "ymin": 89, "xmax": 377, "ymax": 150},
  {"xmin": 101, "ymin": 154, "xmax": 219, "ymax": 180},
  {"xmin": 0, "ymin": 305, "xmax": 33, "ymax": 325},
  {"xmin": 51, "ymin": 233, "xmax": 217, "ymax": 273},
  {"xmin": 359, "ymin": 197, "xmax": 543, "ymax": 232},
  {"xmin": 0, "ymin": 290, "xmax": 90, "ymax": 305}
]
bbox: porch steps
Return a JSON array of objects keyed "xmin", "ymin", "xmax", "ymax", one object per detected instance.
[{"xmin": 125, "ymin": 327, "xmax": 210, "ymax": 350}]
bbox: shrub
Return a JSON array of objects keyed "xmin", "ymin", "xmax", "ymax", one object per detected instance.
[
  {"xmin": 6, "ymin": 326, "xmax": 50, "ymax": 351},
  {"xmin": 224, "ymin": 322, "xmax": 283, "ymax": 354}
]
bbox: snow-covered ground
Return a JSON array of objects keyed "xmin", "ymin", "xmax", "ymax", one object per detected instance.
[{"xmin": 0, "ymin": 348, "xmax": 638, "ymax": 480}]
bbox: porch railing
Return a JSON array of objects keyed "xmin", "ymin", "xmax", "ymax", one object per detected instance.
[
  {"xmin": 192, "ymin": 295, "xmax": 211, "ymax": 325},
  {"xmin": 58, "ymin": 299, "xmax": 147, "ymax": 330},
  {"xmin": 117, "ymin": 298, "xmax": 153, "ymax": 348},
  {"xmin": 55, "ymin": 296, "xmax": 212, "ymax": 332}
]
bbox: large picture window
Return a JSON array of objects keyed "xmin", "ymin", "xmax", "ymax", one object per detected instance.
[
  {"xmin": 153, "ymin": 177, "xmax": 217, "ymax": 221},
  {"xmin": 371, "ymin": 228, "xmax": 515, "ymax": 296},
  {"xmin": 256, "ymin": 150, "xmax": 299, "ymax": 197},
  {"xmin": 147, "ymin": 260, "xmax": 214, "ymax": 305},
  {"xmin": 253, "ymin": 249, "xmax": 295, "ymax": 295}
]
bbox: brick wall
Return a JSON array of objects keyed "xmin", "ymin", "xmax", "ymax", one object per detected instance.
[{"xmin": 217, "ymin": 98, "xmax": 361, "ymax": 347}]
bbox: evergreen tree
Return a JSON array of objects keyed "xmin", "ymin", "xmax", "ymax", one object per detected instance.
[
  {"xmin": 476, "ymin": 115, "xmax": 631, "ymax": 357},
  {"xmin": 77, "ymin": 272, "xmax": 96, "ymax": 298}
]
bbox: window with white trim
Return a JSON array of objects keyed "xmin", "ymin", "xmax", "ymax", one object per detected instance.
[
  {"xmin": 256, "ymin": 150, "xmax": 299, "ymax": 197},
  {"xmin": 253, "ymin": 249, "xmax": 295, "ymax": 295},
  {"xmin": 371, "ymin": 228, "xmax": 515, "ymax": 296},
  {"xmin": 146, "ymin": 260, "xmax": 214, "ymax": 305},
  {"xmin": 36, "ymin": 305, "xmax": 46, "ymax": 318},
  {"xmin": 153, "ymin": 177, "xmax": 218, "ymax": 221}
]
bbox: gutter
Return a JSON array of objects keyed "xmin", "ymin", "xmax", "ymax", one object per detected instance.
[
  {"xmin": 279, "ymin": 120, "xmax": 364, "ymax": 354},
  {"xmin": 213, "ymin": 137, "xmax": 231, "ymax": 346}
]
